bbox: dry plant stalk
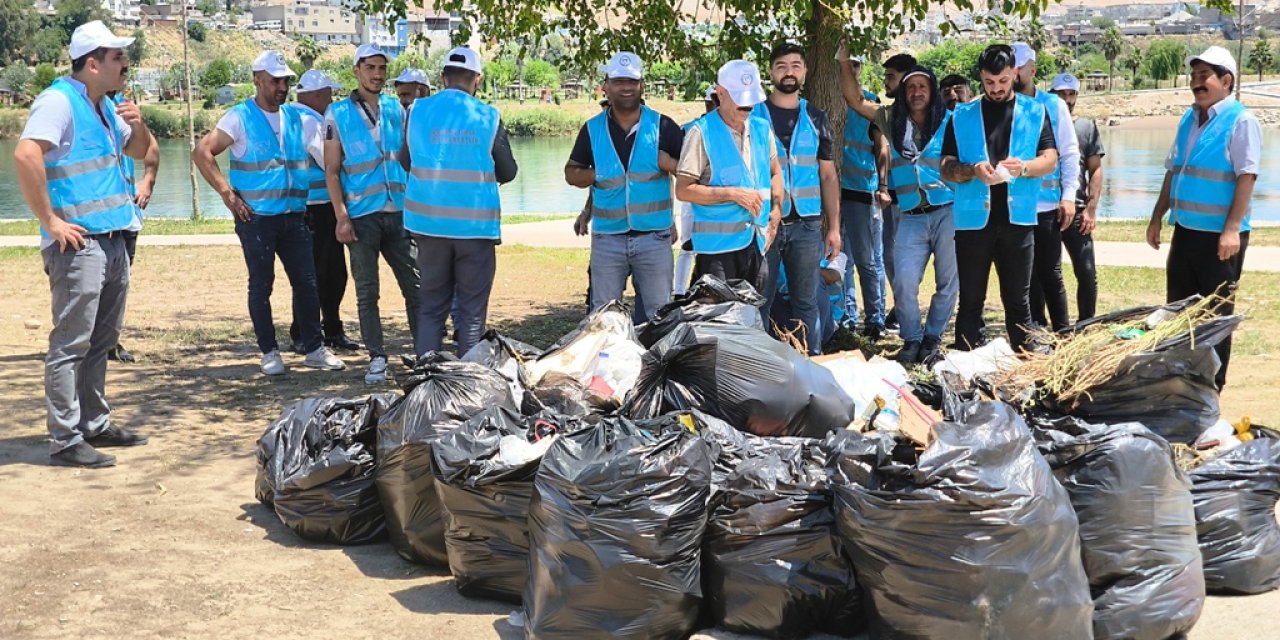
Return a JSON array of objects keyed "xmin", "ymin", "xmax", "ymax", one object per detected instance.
[{"xmin": 772, "ymin": 320, "xmax": 809, "ymax": 356}]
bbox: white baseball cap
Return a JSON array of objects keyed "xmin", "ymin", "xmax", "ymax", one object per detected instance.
[
  {"xmin": 1188, "ymin": 45, "xmax": 1238, "ymax": 79},
  {"xmin": 443, "ymin": 46, "xmax": 483, "ymax": 74},
  {"xmin": 252, "ymin": 50, "xmax": 295, "ymax": 78},
  {"xmin": 354, "ymin": 43, "xmax": 390, "ymax": 65},
  {"xmin": 600, "ymin": 51, "xmax": 643, "ymax": 80},
  {"xmin": 394, "ymin": 68, "xmax": 430, "ymax": 87},
  {"xmin": 704, "ymin": 84, "xmax": 717, "ymax": 101},
  {"xmin": 297, "ymin": 69, "xmax": 340, "ymax": 93},
  {"xmin": 1012, "ymin": 42, "xmax": 1036, "ymax": 68},
  {"xmin": 1050, "ymin": 73, "xmax": 1080, "ymax": 92},
  {"xmin": 716, "ymin": 60, "xmax": 766, "ymax": 107},
  {"xmin": 69, "ymin": 20, "xmax": 135, "ymax": 61}
]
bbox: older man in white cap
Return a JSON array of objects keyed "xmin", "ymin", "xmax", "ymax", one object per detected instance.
[
  {"xmin": 565, "ymin": 51, "xmax": 684, "ymax": 321},
  {"xmin": 675, "ymin": 60, "xmax": 783, "ymax": 291},
  {"xmin": 1046, "ymin": 72, "xmax": 1102, "ymax": 325},
  {"xmin": 193, "ymin": 50, "xmax": 345, "ymax": 377},
  {"xmin": 1147, "ymin": 45, "xmax": 1260, "ymax": 389},
  {"xmin": 401, "ymin": 46, "xmax": 518, "ymax": 357},
  {"xmin": 393, "ymin": 68, "xmax": 431, "ymax": 109},
  {"xmin": 1012, "ymin": 41, "xmax": 1080, "ymax": 334},
  {"xmin": 13, "ymin": 20, "xmax": 155, "ymax": 467}
]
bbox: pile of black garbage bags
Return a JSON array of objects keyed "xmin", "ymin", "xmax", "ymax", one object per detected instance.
[{"xmin": 252, "ymin": 282, "xmax": 1280, "ymax": 639}]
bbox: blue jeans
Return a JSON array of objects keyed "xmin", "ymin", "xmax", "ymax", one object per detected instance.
[
  {"xmin": 234, "ymin": 213, "xmax": 323, "ymax": 355},
  {"xmin": 589, "ymin": 230, "xmax": 674, "ymax": 323},
  {"xmin": 763, "ymin": 218, "xmax": 825, "ymax": 355},
  {"xmin": 348, "ymin": 211, "xmax": 421, "ymax": 358},
  {"xmin": 839, "ymin": 199, "xmax": 884, "ymax": 327},
  {"xmin": 891, "ymin": 205, "xmax": 959, "ymax": 343}
]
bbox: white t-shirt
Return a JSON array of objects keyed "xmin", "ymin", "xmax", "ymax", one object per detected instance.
[{"xmin": 216, "ymin": 107, "xmax": 283, "ymax": 160}]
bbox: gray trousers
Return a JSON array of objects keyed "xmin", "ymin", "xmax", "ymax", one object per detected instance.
[
  {"xmin": 413, "ymin": 234, "xmax": 496, "ymax": 358},
  {"xmin": 43, "ymin": 235, "xmax": 130, "ymax": 453},
  {"xmin": 348, "ymin": 211, "xmax": 421, "ymax": 359}
]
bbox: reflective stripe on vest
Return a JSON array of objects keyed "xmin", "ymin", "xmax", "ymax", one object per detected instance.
[
  {"xmin": 754, "ymin": 98, "xmax": 822, "ymax": 218},
  {"xmin": 690, "ymin": 111, "xmax": 773, "ymax": 255},
  {"xmin": 951, "ymin": 94, "xmax": 1043, "ymax": 230},
  {"xmin": 888, "ymin": 110, "xmax": 955, "ymax": 212},
  {"xmin": 227, "ymin": 100, "xmax": 308, "ymax": 215},
  {"xmin": 41, "ymin": 78, "xmax": 135, "ymax": 237},
  {"xmin": 840, "ymin": 91, "xmax": 879, "ymax": 192},
  {"xmin": 1032, "ymin": 90, "xmax": 1064, "ymax": 207},
  {"xmin": 1168, "ymin": 101, "xmax": 1250, "ymax": 233},
  {"xmin": 587, "ymin": 105, "xmax": 673, "ymax": 234},
  {"xmin": 331, "ymin": 94, "xmax": 407, "ymax": 218},
  {"xmin": 403, "ymin": 88, "xmax": 502, "ymax": 240}
]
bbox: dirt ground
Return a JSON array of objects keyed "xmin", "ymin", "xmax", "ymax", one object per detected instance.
[{"xmin": 0, "ymin": 244, "xmax": 1276, "ymax": 639}]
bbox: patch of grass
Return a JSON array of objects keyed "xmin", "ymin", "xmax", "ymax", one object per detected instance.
[
  {"xmin": 1093, "ymin": 219, "xmax": 1280, "ymax": 246},
  {"xmin": 0, "ymin": 214, "xmax": 575, "ymax": 236},
  {"xmin": 0, "ymin": 246, "xmax": 41, "ymax": 258}
]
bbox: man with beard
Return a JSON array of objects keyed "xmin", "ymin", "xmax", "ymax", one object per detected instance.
[
  {"xmin": 753, "ymin": 42, "xmax": 841, "ymax": 355},
  {"xmin": 1013, "ymin": 42, "xmax": 1080, "ymax": 334},
  {"xmin": 14, "ymin": 21, "xmax": 156, "ymax": 467},
  {"xmin": 1147, "ymin": 46, "xmax": 1260, "ymax": 389},
  {"xmin": 194, "ymin": 51, "xmax": 346, "ymax": 376},
  {"xmin": 393, "ymin": 68, "xmax": 431, "ymax": 109},
  {"xmin": 940, "ymin": 44, "xmax": 1059, "ymax": 352},
  {"xmin": 870, "ymin": 66, "xmax": 958, "ymax": 365},
  {"xmin": 940, "ymin": 74, "xmax": 974, "ymax": 111},
  {"xmin": 676, "ymin": 60, "xmax": 783, "ymax": 290},
  {"xmin": 1047, "ymin": 73, "xmax": 1102, "ymax": 324},
  {"xmin": 671, "ymin": 86, "xmax": 720, "ymax": 295},
  {"xmin": 326, "ymin": 44, "xmax": 420, "ymax": 385},
  {"xmin": 565, "ymin": 52, "xmax": 684, "ymax": 321}
]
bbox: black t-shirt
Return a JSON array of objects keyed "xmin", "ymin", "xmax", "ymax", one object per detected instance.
[
  {"xmin": 568, "ymin": 110, "xmax": 685, "ymax": 170},
  {"xmin": 941, "ymin": 96, "xmax": 1056, "ymax": 224},
  {"xmin": 763, "ymin": 101, "xmax": 835, "ymax": 162}
]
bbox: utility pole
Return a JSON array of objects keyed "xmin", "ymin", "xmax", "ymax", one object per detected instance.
[{"xmin": 183, "ymin": 1, "xmax": 202, "ymax": 220}]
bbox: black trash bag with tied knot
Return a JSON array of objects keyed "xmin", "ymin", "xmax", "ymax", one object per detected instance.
[{"xmin": 637, "ymin": 275, "xmax": 767, "ymax": 348}]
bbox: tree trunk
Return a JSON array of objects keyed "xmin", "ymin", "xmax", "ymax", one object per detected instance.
[
  {"xmin": 804, "ymin": 4, "xmax": 847, "ymax": 172},
  {"xmin": 1108, "ymin": 60, "xmax": 1115, "ymax": 91}
]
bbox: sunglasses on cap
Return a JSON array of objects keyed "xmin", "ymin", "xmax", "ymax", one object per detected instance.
[{"xmin": 978, "ymin": 44, "xmax": 1015, "ymax": 68}]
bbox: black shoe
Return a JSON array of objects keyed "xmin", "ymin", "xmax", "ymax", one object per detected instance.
[
  {"xmin": 51, "ymin": 442, "xmax": 117, "ymax": 468},
  {"xmin": 107, "ymin": 344, "xmax": 136, "ymax": 363},
  {"xmin": 918, "ymin": 335, "xmax": 943, "ymax": 365},
  {"xmin": 884, "ymin": 308, "xmax": 899, "ymax": 331},
  {"xmin": 897, "ymin": 340, "xmax": 922, "ymax": 365},
  {"xmin": 325, "ymin": 334, "xmax": 361, "ymax": 351},
  {"xmin": 861, "ymin": 323, "xmax": 885, "ymax": 342},
  {"xmin": 87, "ymin": 426, "xmax": 149, "ymax": 448}
]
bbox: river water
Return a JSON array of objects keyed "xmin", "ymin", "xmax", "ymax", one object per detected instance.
[{"xmin": 1, "ymin": 129, "xmax": 1277, "ymax": 222}]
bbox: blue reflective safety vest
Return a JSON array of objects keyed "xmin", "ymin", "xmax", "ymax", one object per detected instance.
[
  {"xmin": 951, "ymin": 94, "xmax": 1044, "ymax": 230},
  {"xmin": 587, "ymin": 105, "xmax": 673, "ymax": 234},
  {"xmin": 840, "ymin": 91, "xmax": 879, "ymax": 193},
  {"xmin": 1168, "ymin": 100, "xmax": 1250, "ymax": 233},
  {"xmin": 109, "ymin": 92, "xmax": 137, "ymax": 197},
  {"xmin": 888, "ymin": 110, "xmax": 955, "ymax": 212},
  {"xmin": 1031, "ymin": 89, "xmax": 1064, "ymax": 208},
  {"xmin": 293, "ymin": 103, "xmax": 330, "ymax": 204},
  {"xmin": 40, "ymin": 78, "xmax": 135, "ymax": 237},
  {"xmin": 754, "ymin": 98, "xmax": 822, "ymax": 218},
  {"xmin": 330, "ymin": 94, "xmax": 406, "ymax": 217},
  {"xmin": 227, "ymin": 99, "xmax": 308, "ymax": 216},
  {"xmin": 690, "ymin": 111, "xmax": 774, "ymax": 255},
  {"xmin": 403, "ymin": 88, "xmax": 502, "ymax": 240}
]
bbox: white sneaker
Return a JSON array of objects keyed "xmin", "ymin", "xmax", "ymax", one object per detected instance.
[
  {"xmin": 364, "ymin": 356, "xmax": 388, "ymax": 385},
  {"xmin": 304, "ymin": 346, "xmax": 346, "ymax": 371},
  {"xmin": 260, "ymin": 350, "xmax": 286, "ymax": 376}
]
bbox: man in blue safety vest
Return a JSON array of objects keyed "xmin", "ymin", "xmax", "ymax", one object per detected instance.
[
  {"xmin": 401, "ymin": 46, "xmax": 519, "ymax": 358},
  {"xmin": 1147, "ymin": 46, "xmax": 1260, "ymax": 389},
  {"xmin": 193, "ymin": 50, "xmax": 346, "ymax": 376},
  {"xmin": 565, "ymin": 51, "xmax": 684, "ymax": 322},
  {"xmin": 754, "ymin": 42, "xmax": 842, "ymax": 355},
  {"xmin": 940, "ymin": 44, "xmax": 1060, "ymax": 352},
  {"xmin": 675, "ymin": 60, "xmax": 783, "ymax": 293},
  {"xmin": 326, "ymin": 44, "xmax": 421, "ymax": 385},
  {"xmin": 106, "ymin": 88, "xmax": 159, "ymax": 365},
  {"xmin": 13, "ymin": 21, "xmax": 155, "ymax": 467}
]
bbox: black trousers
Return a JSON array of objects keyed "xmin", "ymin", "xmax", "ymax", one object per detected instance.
[
  {"xmin": 1028, "ymin": 210, "xmax": 1071, "ymax": 331},
  {"xmin": 1167, "ymin": 224, "xmax": 1249, "ymax": 389},
  {"xmin": 691, "ymin": 239, "xmax": 768, "ymax": 294},
  {"xmin": 290, "ymin": 202, "xmax": 348, "ymax": 343},
  {"xmin": 955, "ymin": 219, "xmax": 1035, "ymax": 351},
  {"xmin": 123, "ymin": 229, "xmax": 138, "ymax": 264}
]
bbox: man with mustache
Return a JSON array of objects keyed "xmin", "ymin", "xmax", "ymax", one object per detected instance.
[
  {"xmin": 753, "ymin": 42, "xmax": 841, "ymax": 355},
  {"xmin": 1147, "ymin": 46, "xmax": 1260, "ymax": 389},
  {"xmin": 940, "ymin": 74, "xmax": 974, "ymax": 112},
  {"xmin": 326, "ymin": 44, "xmax": 420, "ymax": 385},
  {"xmin": 194, "ymin": 50, "xmax": 346, "ymax": 377},
  {"xmin": 940, "ymin": 44, "xmax": 1059, "ymax": 352},
  {"xmin": 394, "ymin": 68, "xmax": 431, "ymax": 109},
  {"xmin": 14, "ymin": 21, "xmax": 156, "ymax": 467}
]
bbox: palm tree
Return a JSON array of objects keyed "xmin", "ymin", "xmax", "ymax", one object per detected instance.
[
  {"xmin": 296, "ymin": 37, "xmax": 324, "ymax": 71},
  {"xmin": 1099, "ymin": 26, "xmax": 1124, "ymax": 91},
  {"xmin": 1249, "ymin": 38, "xmax": 1274, "ymax": 82},
  {"xmin": 1122, "ymin": 46, "xmax": 1145, "ymax": 90}
]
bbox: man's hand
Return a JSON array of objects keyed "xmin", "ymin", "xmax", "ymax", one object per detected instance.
[
  {"xmin": 335, "ymin": 217, "xmax": 358, "ymax": 244},
  {"xmin": 134, "ymin": 182, "xmax": 153, "ymax": 210},
  {"xmin": 47, "ymin": 218, "xmax": 87, "ymax": 252},
  {"xmin": 974, "ymin": 162, "xmax": 1001, "ymax": 186},
  {"xmin": 824, "ymin": 226, "xmax": 842, "ymax": 261},
  {"xmin": 1058, "ymin": 200, "xmax": 1076, "ymax": 232},
  {"xmin": 1218, "ymin": 229, "xmax": 1242, "ymax": 261},
  {"xmin": 875, "ymin": 188, "xmax": 892, "ymax": 208},
  {"xmin": 1080, "ymin": 205, "xmax": 1098, "ymax": 236},
  {"xmin": 998, "ymin": 157, "xmax": 1025, "ymax": 179},
  {"xmin": 1146, "ymin": 218, "xmax": 1162, "ymax": 250},
  {"xmin": 762, "ymin": 223, "xmax": 779, "ymax": 253},
  {"xmin": 573, "ymin": 209, "xmax": 591, "ymax": 236},
  {"xmin": 221, "ymin": 191, "xmax": 253, "ymax": 222},
  {"xmin": 115, "ymin": 100, "xmax": 144, "ymax": 129},
  {"xmin": 731, "ymin": 188, "xmax": 764, "ymax": 217}
]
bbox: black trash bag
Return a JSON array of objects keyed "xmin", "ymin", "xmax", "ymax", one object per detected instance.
[
  {"xmin": 462, "ymin": 331, "xmax": 544, "ymax": 413},
  {"xmin": 1189, "ymin": 428, "xmax": 1280, "ymax": 595},
  {"xmin": 375, "ymin": 359, "xmax": 518, "ymax": 565},
  {"xmin": 524, "ymin": 414, "xmax": 712, "ymax": 640},
  {"xmin": 531, "ymin": 371, "xmax": 601, "ymax": 417},
  {"xmin": 432, "ymin": 407, "xmax": 577, "ymax": 604},
  {"xmin": 623, "ymin": 322, "xmax": 854, "ymax": 438},
  {"xmin": 829, "ymin": 401, "xmax": 1094, "ymax": 639},
  {"xmin": 704, "ymin": 433, "xmax": 864, "ymax": 639},
  {"xmin": 638, "ymin": 275, "xmax": 766, "ymax": 348},
  {"xmin": 255, "ymin": 394, "xmax": 398, "ymax": 545},
  {"xmin": 1033, "ymin": 415, "xmax": 1205, "ymax": 640}
]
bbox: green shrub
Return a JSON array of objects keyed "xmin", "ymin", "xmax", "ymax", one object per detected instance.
[
  {"xmin": 500, "ymin": 107, "xmax": 584, "ymax": 137},
  {"xmin": 140, "ymin": 105, "xmax": 218, "ymax": 137},
  {"xmin": 0, "ymin": 109, "xmax": 27, "ymax": 138}
]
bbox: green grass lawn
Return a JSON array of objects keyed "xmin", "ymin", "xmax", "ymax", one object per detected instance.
[
  {"xmin": 1092, "ymin": 219, "xmax": 1280, "ymax": 246},
  {"xmin": 0, "ymin": 214, "xmax": 575, "ymax": 236}
]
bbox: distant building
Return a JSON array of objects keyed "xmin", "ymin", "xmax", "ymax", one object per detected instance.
[{"xmin": 251, "ymin": 0, "xmax": 360, "ymax": 44}]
